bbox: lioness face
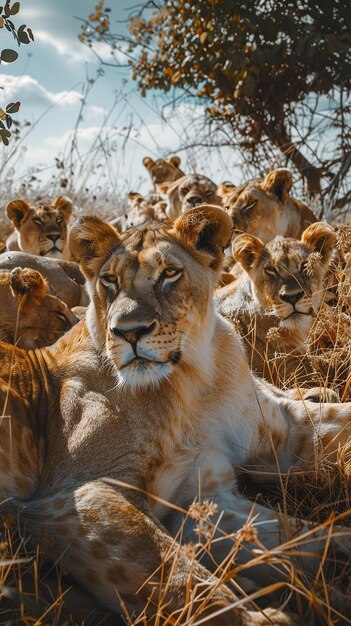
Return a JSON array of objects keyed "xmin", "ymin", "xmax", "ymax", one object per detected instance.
[
  {"xmin": 4, "ymin": 268, "xmax": 78, "ymax": 349},
  {"xmin": 69, "ymin": 206, "xmax": 232, "ymax": 389},
  {"xmin": 6, "ymin": 196, "xmax": 73, "ymax": 258},
  {"xmin": 233, "ymin": 223, "xmax": 335, "ymax": 332},
  {"xmin": 143, "ymin": 156, "xmax": 184, "ymax": 185},
  {"xmin": 224, "ymin": 169, "xmax": 305, "ymax": 243}
]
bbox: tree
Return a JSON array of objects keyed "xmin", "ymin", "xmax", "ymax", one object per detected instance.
[
  {"xmin": 0, "ymin": 0, "xmax": 33, "ymax": 145},
  {"xmin": 82, "ymin": 0, "xmax": 351, "ymax": 209}
]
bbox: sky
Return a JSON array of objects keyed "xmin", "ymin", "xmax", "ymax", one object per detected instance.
[{"xmin": 0, "ymin": 0, "xmax": 246, "ymax": 202}]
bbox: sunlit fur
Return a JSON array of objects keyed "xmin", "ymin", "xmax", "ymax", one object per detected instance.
[
  {"xmin": 219, "ymin": 168, "xmax": 317, "ymax": 243},
  {"xmin": 82, "ymin": 226, "xmax": 217, "ymax": 390},
  {"xmin": 217, "ymin": 223, "xmax": 335, "ymax": 385},
  {"xmin": 6, "ymin": 196, "xmax": 73, "ymax": 259},
  {"xmin": 159, "ymin": 174, "xmax": 222, "ymax": 221},
  {"xmin": 0, "ymin": 206, "xmax": 351, "ymax": 624},
  {"xmin": 0, "ymin": 268, "xmax": 77, "ymax": 348},
  {"xmin": 142, "ymin": 155, "xmax": 184, "ymax": 187}
]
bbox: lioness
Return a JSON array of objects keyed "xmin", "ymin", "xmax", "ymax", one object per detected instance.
[
  {"xmin": 6, "ymin": 195, "xmax": 73, "ymax": 259},
  {"xmin": 0, "ymin": 251, "xmax": 87, "ymax": 308},
  {"xmin": 143, "ymin": 155, "xmax": 184, "ymax": 187},
  {"xmin": 159, "ymin": 174, "xmax": 221, "ymax": 220},
  {"xmin": 216, "ymin": 223, "xmax": 335, "ymax": 387},
  {"xmin": 220, "ymin": 169, "xmax": 317, "ymax": 243},
  {"xmin": 0, "ymin": 267, "xmax": 78, "ymax": 348},
  {"xmin": 1, "ymin": 207, "xmax": 351, "ymax": 624}
]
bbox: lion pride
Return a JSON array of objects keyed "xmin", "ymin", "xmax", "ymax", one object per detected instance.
[{"xmin": 0, "ymin": 206, "xmax": 350, "ymax": 624}]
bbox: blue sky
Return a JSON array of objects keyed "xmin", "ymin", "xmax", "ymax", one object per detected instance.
[{"xmin": 0, "ymin": 0, "xmax": 247, "ymax": 198}]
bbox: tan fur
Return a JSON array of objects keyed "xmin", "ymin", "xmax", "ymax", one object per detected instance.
[
  {"xmin": 159, "ymin": 174, "xmax": 222, "ymax": 221},
  {"xmin": 6, "ymin": 196, "xmax": 74, "ymax": 259},
  {"xmin": 0, "ymin": 208, "xmax": 350, "ymax": 623},
  {"xmin": 0, "ymin": 268, "xmax": 78, "ymax": 348},
  {"xmin": 110, "ymin": 193, "xmax": 168, "ymax": 231},
  {"xmin": 223, "ymin": 169, "xmax": 317, "ymax": 243},
  {"xmin": 0, "ymin": 251, "xmax": 87, "ymax": 308},
  {"xmin": 143, "ymin": 154, "xmax": 184, "ymax": 187},
  {"xmin": 216, "ymin": 223, "xmax": 335, "ymax": 386}
]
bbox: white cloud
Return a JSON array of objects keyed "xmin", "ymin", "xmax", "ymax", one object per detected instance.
[{"xmin": 1, "ymin": 75, "xmax": 82, "ymax": 108}]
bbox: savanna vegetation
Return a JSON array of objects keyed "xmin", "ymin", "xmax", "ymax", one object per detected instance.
[{"xmin": 0, "ymin": 1, "xmax": 350, "ymax": 625}]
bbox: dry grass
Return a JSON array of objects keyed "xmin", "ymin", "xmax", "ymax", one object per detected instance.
[{"xmin": 0, "ymin": 114, "xmax": 351, "ymax": 623}]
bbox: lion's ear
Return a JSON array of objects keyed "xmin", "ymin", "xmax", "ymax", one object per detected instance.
[
  {"xmin": 232, "ymin": 234, "xmax": 266, "ymax": 273},
  {"xmin": 52, "ymin": 196, "xmax": 73, "ymax": 221},
  {"xmin": 172, "ymin": 205, "xmax": 232, "ymax": 271},
  {"xmin": 168, "ymin": 156, "xmax": 181, "ymax": 167},
  {"xmin": 143, "ymin": 156, "xmax": 154, "ymax": 170},
  {"xmin": 10, "ymin": 268, "xmax": 49, "ymax": 306},
  {"xmin": 301, "ymin": 222, "xmax": 335, "ymax": 262},
  {"xmin": 261, "ymin": 169, "xmax": 292, "ymax": 203},
  {"xmin": 217, "ymin": 181, "xmax": 236, "ymax": 197},
  {"xmin": 68, "ymin": 216, "xmax": 120, "ymax": 278},
  {"xmin": 6, "ymin": 199, "xmax": 32, "ymax": 228},
  {"xmin": 128, "ymin": 192, "xmax": 143, "ymax": 205}
]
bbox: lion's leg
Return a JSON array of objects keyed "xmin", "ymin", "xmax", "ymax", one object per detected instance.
[
  {"xmin": 166, "ymin": 488, "xmax": 347, "ymax": 586},
  {"xmin": 22, "ymin": 481, "xmax": 295, "ymax": 626}
]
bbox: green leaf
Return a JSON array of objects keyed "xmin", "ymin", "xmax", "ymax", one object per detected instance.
[
  {"xmin": 5, "ymin": 114, "xmax": 12, "ymax": 128},
  {"xmin": 10, "ymin": 1, "xmax": 20, "ymax": 15},
  {"xmin": 27, "ymin": 26, "xmax": 34, "ymax": 40},
  {"xmin": 6, "ymin": 101, "xmax": 20, "ymax": 113},
  {"xmin": 0, "ymin": 48, "xmax": 18, "ymax": 62}
]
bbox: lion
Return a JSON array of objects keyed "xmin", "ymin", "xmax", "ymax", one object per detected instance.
[
  {"xmin": 1, "ymin": 206, "xmax": 351, "ymax": 624},
  {"xmin": 0, "ymin": 267, "xmax": 78, "ymax": 348},
  {"xmin": 143, "ymin": 154, "xmax": 184, "ymax": 187},
  {"xmin": 6, "ymin": 195, "xmax": 74, "ymax": 259},
  {"xmin": 159, "ymin": 173, "xmax": 221, "ymax": 220},
  {"xmin": 216, "ymin": 222, "xmax": 336, "ymax": 387},
  {"xmin": 219, "ymin": 168, "xmax": 317, "ymax": 243},
  {"xmin": 110, "ymin": 192, "xmax": 168, "ymax": 231},
  {"xmin": 0, "ymin": 250, "xmax": 88, "ymax": 308}
]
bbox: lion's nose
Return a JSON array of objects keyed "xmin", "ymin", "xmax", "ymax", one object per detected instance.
[
  {"xmin": 47, "ymin": 234, "xmax": 60, "ymax": 243},
  {"xmin": 111, "ymin": 320, "xmax": 158, "ymax": 344},
  {"xmin": 279, "ymin": 290, "xmax": 304, "ymax": 306},
  {"xmin": 186, "ymin": 195, "xmax": 203, "ymax": 207}
]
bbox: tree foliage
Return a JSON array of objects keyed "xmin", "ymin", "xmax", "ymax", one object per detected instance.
[
  {"xmin": 0, "ymin": 0, "xmax": 33, "ymax": 145},
  {"xmin": 82, "ymin": 0, "xmax": 351, "ymax": 208}
]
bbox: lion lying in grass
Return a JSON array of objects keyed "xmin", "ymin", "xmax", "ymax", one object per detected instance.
[
  {"xmin": 216, "ymin": 222, "xmax": 335, "ymax": 387},
  {"xmin": 1, "ymin": 206, "xmax": 351, "ymax": 624},
  {"xmin": 0, "ymin": 267, "xmax": 78, "ymax": 348}
]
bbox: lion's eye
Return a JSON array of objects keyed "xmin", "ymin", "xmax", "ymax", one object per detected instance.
[
  {"xmin": 241, "ymin": 200, "xmax": 257, "ymax": 214},
  {"xmin": 265, "ymin": 267, "xmax": 277, "ymax": 277},
  {"xmin": 33, "ymin": 218, "xmax": 43, "ymax": 226},
  {"xmin": 161, "ymin": 268, "xmax": 183, "ymax": 284},
  {"xmin": 100, "ymin": 274, "xmax": 118, "ymax": 288}
]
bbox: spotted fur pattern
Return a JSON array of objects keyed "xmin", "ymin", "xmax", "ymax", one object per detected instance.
[{"xmin": 0, "ymin": 207, "xmax": 350, "ymax": 624}]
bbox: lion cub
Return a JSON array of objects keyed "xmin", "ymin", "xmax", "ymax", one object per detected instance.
[
  {"xmin": 6, "ymin": 196, "xmax": 74, "ymax": 259},
  {"xmin": 216, "ymin": 222, "xmax": 335, "ymax": 387}
]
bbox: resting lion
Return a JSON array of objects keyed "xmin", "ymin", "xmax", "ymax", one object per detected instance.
[
  {"xmin": 159, "ymin": 173, "xmax": 221, "ymax": 220},
  {"xmin": 216, "ymin": 222, "xmax": 335, "ymax": 387},
  {"xmin": 219, "ymin": 168, "xmax": 317, "ymax": 243},
  {"xmin": 6, "ymin": 195, "xmax": 74, "ymax": 259},
  {"xmin": 0, "ymin": 267, "xmax": 78, "ymax": 348},
  {"xmin": 1, "ymin": 206, "xmax": 351, "ymax": 624},
  {"xmin": 0, "ymin": 250, "xmax": 87, "ymax": 308},
  {"xmin": 143, "ymin": 154, "xmax": 184, "ymax": 187}
]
